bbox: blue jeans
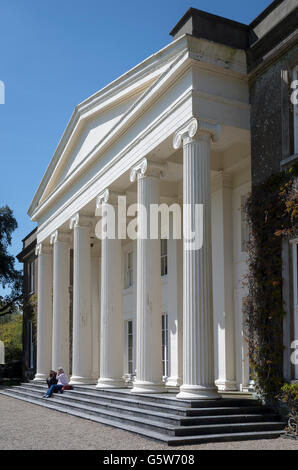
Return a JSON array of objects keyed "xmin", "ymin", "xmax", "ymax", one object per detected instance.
[{"xmin": 46, "ymin": 384, "xmax": 63, "ymax": 397}]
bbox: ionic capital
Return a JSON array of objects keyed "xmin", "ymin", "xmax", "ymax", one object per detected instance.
[
  {"xmin": 50, "ymin": 229, "xmax": 71, "ymax": 245},
  {"xmin": 173, "ymin": 118, "xmax": 221, "ymax": 149},
  {"xmin": 69, "ymin": 213, "xmax": 94, "ymax": 230},
  {"xmin": 130, "ymin": 158, "xmax": 167, "ymax": 183},
  {"xmin": 35, "ymin": 242, "xmax": 51, "ymax": 256},
  {"xmin": 96, "ymin": 188, "xmax": 124, "ymax": 208}
]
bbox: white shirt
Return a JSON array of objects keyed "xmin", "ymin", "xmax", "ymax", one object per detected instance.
[{"xmin": 57, "ymin": 372, "xmax": 69, "ymax": 386}]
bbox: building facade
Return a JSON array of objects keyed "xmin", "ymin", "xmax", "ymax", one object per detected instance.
[
  {"xmin": 17, "ymin": 228, "xmax": 38, "ymax": 380},
  {"xmin": 27, "ymin": 1, "xmax": 298, "ymax": 398},
  {"xmin": 248, "ymin": 0, "xmax": 298, "ymax": 383}
]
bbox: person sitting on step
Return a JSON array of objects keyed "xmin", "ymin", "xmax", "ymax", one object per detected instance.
[
  {"xmin": 46, "ymin": 370, "xmax": 57, "ymax": 388},
  {"xmin": 43, "ymin": 367, "xmax": 69, "ymax": 398}
]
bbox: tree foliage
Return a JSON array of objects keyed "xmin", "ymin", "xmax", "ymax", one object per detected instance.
[
  {"xmin": 0, "ymin": 314, "xmax": 22, "ymax": 362},
  {"xmin": 0, "ymin": 206, "xmax": 22, "ymax": 317}
]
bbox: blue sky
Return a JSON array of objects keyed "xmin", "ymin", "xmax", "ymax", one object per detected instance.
[{"xmin": 0, "ymin": 0, "xmax": 273, "ymax": 270}]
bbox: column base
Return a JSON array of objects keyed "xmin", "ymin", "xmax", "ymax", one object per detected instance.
[
  {"xmin": 166, "ymin": 376, "xmax": 183, "ymax": 388},
  {"xmin": 69, "ymin": 376, "xmax": 97, "ymax": 385},
  {"xmin": 96, "ymin": 377, "xmax": 126, "ymax": 389},
  {"xmin": 131, "ymin": 380, "xmax": 166, "ymax": 394},
  {"xmin": 215, "ymin": 379, "xmax": 237, "ymax": 391},
  {"xmin": 176, "ymin": 384, "xmax": 220, "ymax": 400},
  {"xmin": 33, "ymin": 373, "xmax": 47, "ymax": 382}
]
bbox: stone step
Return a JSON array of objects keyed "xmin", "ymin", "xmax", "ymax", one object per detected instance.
[
  {"xmin": 0, "ymin": 389, "xmax": 285, "ymax": 446},
  {"xmin": 21, "ymin": 382, "xmax": 263, "ymax": 409},
  {"xmin": 0, "ymin": 387, "xmax": 284, "ymax": 438},
  {"xmin": 8, "ymin": 386, "xmax": 279, "ymax": 426},
  {"xmin": 72, "ymin": 385, "xmax": 261, "ymax": 408},
  {"xmin": 18, "ymin": 383, "xmax": 270, "ymax": 417}
]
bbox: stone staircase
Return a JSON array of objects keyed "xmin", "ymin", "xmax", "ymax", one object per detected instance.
[{"xmin": 0, "ymin": 382, "xmax": 285, "ymax": 446}]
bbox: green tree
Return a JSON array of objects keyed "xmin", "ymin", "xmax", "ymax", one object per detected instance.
[
  {"xmin": 0, "ymin": 314, "xmax": 22, "ymax": 362},
  {"xmin": 0, "ymin": 206, "xmax": 22, "ymax": 318}
]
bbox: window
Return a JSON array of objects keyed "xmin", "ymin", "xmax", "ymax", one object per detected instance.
[
  {"xmin": 28, "ymin": 320, "xmax": 34, "ymax": 369},
  {"xmin": 292, "ymin": 66, "xmax": 298, "ymax": 154},
  {"xmin": 28, "ymin": 259, "xmax": 35, "ymax": 294},
  {"xmin": 161, "ymin": 314, "xmax": 169, "ymax": 379},
  {"xmin": 161, "ymin": 239, "xmax": 168, "ymax": 276},
  {"xmin": 125, "ymin": 251, "xmax": 133, "ymax": 289},
  {"xmin": 292, "ymin": 240, "xmax": 298, "ymax": 308},
  {"xmin": 291, "ymin": 240, "xmax": 298, "ymax": 380},
  {"xmin": 241, "ymin": 195, "xmax": 250, "ymax": 253},
  {"xmin": 127, "ymin": 320, "xmax": 134, "ymax": 375}
]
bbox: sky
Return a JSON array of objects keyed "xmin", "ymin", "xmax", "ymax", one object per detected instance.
[{"xmin": 0, "ymin": 0, "xmax": 273, "ymax": 271}]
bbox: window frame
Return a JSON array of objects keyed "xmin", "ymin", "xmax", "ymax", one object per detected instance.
[
  {"xmin": 28, "ymin": 320, "xmax": 34, "ymax": 369},
  {"xmin": 291, "ymin": 239, "xmax": 298, "ymax": 309},
  {"xmin": 240, "ymin": 194, "xmax": 250, "ymax": 253},
  {"xmin": 27, "ymin": 258, "xmax": 35, "ymax": 295},
  {"xmin": 125, "ymin": 250, "xmax": 133, "ymax": 289},
  {"xmin": 161, "ymin": 313, "xmax": 169, "ymax": 379},
  {"xmin": 126, "ymin": 320, "xmax": 134, "ymax": 376},
  {"xmin": 161, "ymin": 239, "xmax": 168, "ymax": 277},
  {"xmin": 293, "ymin": 65, "xmax": 298, "ymax": 154}
]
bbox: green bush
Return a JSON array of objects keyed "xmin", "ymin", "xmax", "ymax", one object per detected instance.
[
  {"xmin": 0, "ymin": 314, "xmax": 22, "ymax": 362},
  {"xmin": 280, "ymin": 383, "xmax": 298, "ymax": 437}
]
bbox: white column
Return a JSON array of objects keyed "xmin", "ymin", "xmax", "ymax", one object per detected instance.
[
  {"xmin": 130, "ymin": 158, "xmax": 166, "ymax": 393},
  {"xmin": 34, "ymin": 243, "xmax": 53, "ymax": 382},
  {"xmin": 91, "ymin": 249, "xmax": 100, "ymax": 381},
  {"xmin": 173, "ymin": 118, "xmax": 220, "ymax": 399},
  {"xmin": 96, "ymin": 189, "xmax": 125, "ymax": 388},
  {"xmin": 166, "ymin": 217, "xmax": 183, "ymax": 388},
  {"xmin": 69, "ymin": 213, "xmax": 95, "ymax": 385},
  {"xmin": 50, "ymin": 230, "xmax": 70, "ymax": 375},
  {"xmin": 211, "ymin": 172, "xmax": 236, "ymax": 391}
]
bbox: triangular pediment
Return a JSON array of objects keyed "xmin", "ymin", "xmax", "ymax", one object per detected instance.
[
  {"xmin": 41, "ymin": 90, "xmax": 145, "ymax": 203},
  {"xmin": 29, "ymin": 35, "xmax": 191, "ymax": 217}
]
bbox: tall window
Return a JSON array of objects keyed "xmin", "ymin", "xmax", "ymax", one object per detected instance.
[
  {"xmin": 161, "ymin": 239, "xmax": 168, "ymax": 276},
  {"xmin": 28, "ymin": 259, "xmax": 35, "ymax": 294},
  {"xmin": 292, "ymin": 241, "xmax": 298, "ymax": 309},
  {"xmin": 127, "ymin": 320, "xmax": 134, "ymax": 375},
  {"xmin": 292, "ymin": 66, "xmax": 298, "ymax": 154},
  {"xmin": 292, "ymin": 240, "xmax": 298, "ymax": 380},
  {"xmin": 241, "ymin": 195, "xmax": 250, "ymax": 253},
  {"xmin": 125, "ymin": 251, "xmax": 133, "ymax": 288},
  {"xmin": 161, "ymin": 314, "xmax": 169, "ymax": 379},
  {"xmin": 28, "ymin": 320, "xmax": 34, "ymax": 369}
]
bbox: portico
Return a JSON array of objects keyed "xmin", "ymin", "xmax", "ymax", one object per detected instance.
[{"xmin": 29, "ymin": 33, "xmax": 251, "ymax": 398}]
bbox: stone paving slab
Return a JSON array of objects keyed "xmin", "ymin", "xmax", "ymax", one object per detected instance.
[{"xmin": 0, "ymin": 395, "xmax": 297, "ymax": 450}]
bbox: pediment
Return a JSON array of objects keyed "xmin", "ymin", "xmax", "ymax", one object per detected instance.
[
  {"xmin": 28, "ymin": 37, "xmax": 197, "ymax": 220},
  {"xmin": 41, "ymin": 90, "xmax": 144, "ymax": 203},
  {"xmin": 30, "ymin": 36, "xmax": 190, "ymax": 214}
]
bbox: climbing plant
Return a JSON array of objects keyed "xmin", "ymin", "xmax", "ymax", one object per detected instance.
[{"xmin": 244, "ymin": 163, "xmax": 298, "ymax": 401}]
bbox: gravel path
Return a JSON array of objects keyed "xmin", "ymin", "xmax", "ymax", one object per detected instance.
[{"xmin": 0, "ymin": 394, "xmax": 297, "ymax": 450}]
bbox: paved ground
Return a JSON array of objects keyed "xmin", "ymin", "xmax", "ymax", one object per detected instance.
[{"xmin": 0, "ymin": 394, "xmax": 297, "ymax": 450}]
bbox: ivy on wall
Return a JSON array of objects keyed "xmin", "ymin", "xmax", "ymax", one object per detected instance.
[{"xmin": 244, "ymin": 163, "xmax": 298, "ymax": 400}]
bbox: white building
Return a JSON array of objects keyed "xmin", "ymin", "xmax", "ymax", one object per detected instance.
[{"xmin": 28, "ymin": 5, "xmax": 296, "ymax": 400}]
